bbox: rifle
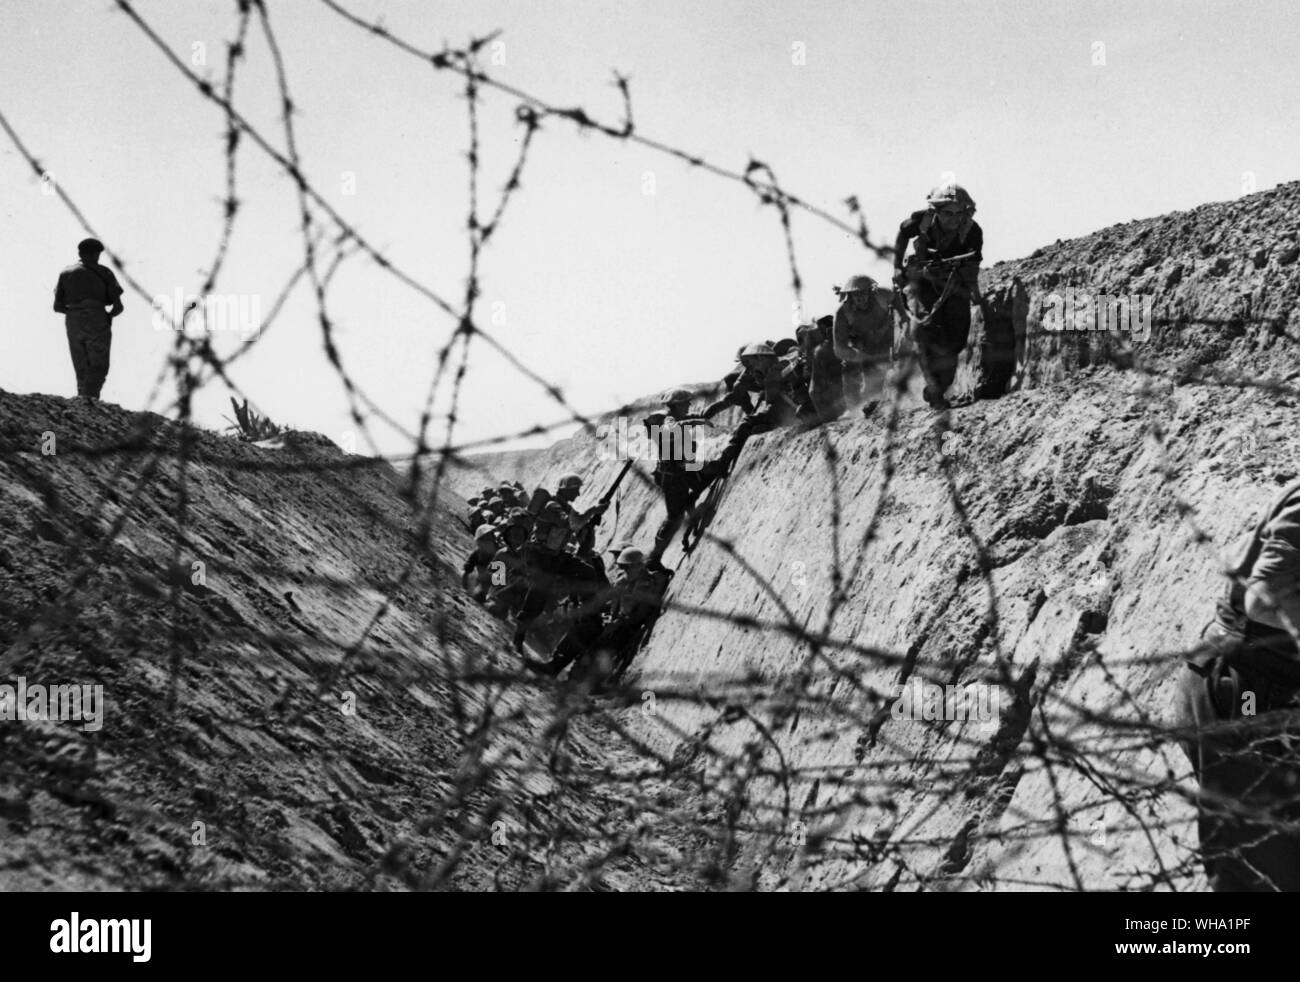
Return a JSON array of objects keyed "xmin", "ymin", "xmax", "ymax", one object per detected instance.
[
  {"xmin": 918, "ymin": 250, "xmax": 978, "ymax": 272},
  {"xmin": 573, "ymin": 460, "xmax": 634, "ymax": 553},
  {"xmin": 909, "ymin": 251, "xmax": 980, "ymax": 328},
  {"xmin": 594, "ymin": 460, "xmax": 634, "ymax": 514}
]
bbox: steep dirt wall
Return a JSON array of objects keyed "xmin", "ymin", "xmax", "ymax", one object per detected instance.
[
  {"xmin": 973, "ymin": 180, "xmax": 1300, "ymax": 396},
  {"xmin": 0, "ymin": 393, "xmax": 626, "ymax": 889},
  {"xmin": 510, "ymin": 183, "xmax": 1300, "ymax": 890}
]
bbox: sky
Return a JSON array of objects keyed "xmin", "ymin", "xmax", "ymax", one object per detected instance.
[{"xmin": 2, "ymin": 0, "xmax": 1297, "ymax": 458}]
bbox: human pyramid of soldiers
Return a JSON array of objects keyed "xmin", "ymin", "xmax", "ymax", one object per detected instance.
[{"xmin": 460, "ymin": 183, "xmax": 993, "ymax": 686}]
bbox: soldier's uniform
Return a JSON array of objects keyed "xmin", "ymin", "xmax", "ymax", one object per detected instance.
[
  {"xmin": 645, "ymin": 397, "xmax": 733, "ymax": 563},
  {"xmin": 540, "ymin": 551, "xmax": 668, "ymax": 682},
  {"xmin": 485, "ymin": 542, "xmax": 529, "ymax": 618},
  {"xmin": 1176, "ymin": 479, "xmax": 1300, "ymax": 891},
  {"xmin": 53, "ymin": 250, "xmax": 124, "ymax": 399},
  {"xmin": 831, "ymin": 283, "xmax": 894, "ymax": 409},
  {"xmin": 895, "ymin": 186, "xmax": 983, "ymax": 408},
  {"xmin": 796, "ymin": 317, "xmax": 846, "ymax": 422},
  {"xmin": 462, "ymin": 527, "xmax": 500, "ymax": 603}
]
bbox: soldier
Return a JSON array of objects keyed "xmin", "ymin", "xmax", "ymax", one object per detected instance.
[
  {"xmin": 645, "ymin": 387, "xmax": 731, "ymax": 565},
  {"xmin": 511, "ymin": 501, "xmax": 604, "ymax": 652},
  {"xmin": 704, "ymin": 342, "xmax": 818, "ymax": 470},
  {"xmin": 485, "ymin": 510, "xmax": 533, "ymax": 619},
  {"xmin": 893, "ymin": 183, "xmax": 983, "ymax": 410},
  {"xmin": 1176, "ymin": 480, "xmax": 1300, "ymax": 891},
  {"xmin": 832, "ymin": 274, "xmax": 894, "ymax": 415},
  {"xmin": 53, "ymin": 238, "xmax": 124, "ymax": 401},
  {"xmin": 468, "ymin": 492, "xmax": 503, "ymax": 531},
  {"xmin": 796, "ymin": 316, "xmax": 846, "ymax": 423},
  {"xmin": 531, "ymin": 547, "xmax": 668, "ymax": 684},
  {"xmin": 497, "ymin": 482, "xmax": 525, "ymax": 510},
  {"xmin": 462, "ymin": 525, "xmax": 500, "ymax": 603}
]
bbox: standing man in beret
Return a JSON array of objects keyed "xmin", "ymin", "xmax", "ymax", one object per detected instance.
[{"xmin": 53, "ymin": 238, "xmax": 124, "ymax": 401}]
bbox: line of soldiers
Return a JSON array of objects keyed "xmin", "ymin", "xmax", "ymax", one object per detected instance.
[
  {"xmin": 462, "ymin": 474, "xmax": 672, "ymax": 686},
  {"xmin": 640, "ymin": 183, "xmax": 997, "ymax": 561},
  {"xmin": 461, "ymin": 182, "xmax": 1000, "ymax": 670}
]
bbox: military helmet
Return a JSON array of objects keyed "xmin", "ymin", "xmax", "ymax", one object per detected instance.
[
  {"xmin": 841, "ymin": 274, "xmax": 877, "ymax": 294},
  {"xmin": 740, "ymin": 342, "xmax": 776, "ymax": 359},
  {"xmin": 77, "ymin": 237, "xmax": 105, "ymax": 254},
  {"xmin": 616, "ymin": 547, "xmax": 646, "ymax": 566},
  {"xmin": 926, "ymin": 182, "xmax": 975, "ymax": 211},
  {"xmin": 536, "ymin": 501, "xmax": 568, "ymax": 526},
  {"xmin": 606, "ymin": 539, "xmax": 633, "ymax": 554},
  {"xmin": 557, "ymin": 473, "xmax": 583, "ymax": 491},
  {"xmin": 468, "ymin": 496, "xmax": 481, "ymax": 506},
  {"xmin": 663, "ymin": 387, "xmax": 693, "ymax": 406},
  {"xmin": 474, "ymin": 524, "xmax": 498, "ymax": 541}
]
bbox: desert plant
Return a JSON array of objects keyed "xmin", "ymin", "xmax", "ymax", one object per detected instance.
[{"xmin": 223, "ymin": 397, "xmax": 285, "ymax": 442}]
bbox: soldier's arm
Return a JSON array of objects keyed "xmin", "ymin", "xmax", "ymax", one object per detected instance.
[
  {"xmin": 1243, "ymin": 501, "xmax": 1300, "ymax": 641},
  {"xmin": 704, "ymin": 384, "xmax": 750, "ymax": 418},
  {"xmin": 53, "ymin": 274, "xmax": 68, "ymax": 314},
  {"xmin": 832, "ymin": 306, "xmax": 864, "ymax": 363},
  {"xmin": 893, "ymin": 217, "xmax": 919, "ymax": 276},
  {"xmin": 103, "ymin": 269, "xmax": 125, "ymax": 317}
]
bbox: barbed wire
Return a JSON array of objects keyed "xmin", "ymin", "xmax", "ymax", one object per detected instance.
[{"xmin": 1, "ymin": 0, "xmax": 1297, "ymax": 893}]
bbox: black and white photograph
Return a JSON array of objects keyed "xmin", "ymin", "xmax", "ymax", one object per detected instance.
[{"xmin": 1, "ymin": 0, "xmax": 1298, "ymax": 963}]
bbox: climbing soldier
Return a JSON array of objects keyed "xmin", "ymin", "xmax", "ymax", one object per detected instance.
[
  {"xmin": 893, "ymin": 183, "xmax": 983, "ymax": 410},
  {"xmin": 1176, "ymin": 479, "xmax": 1300, "ymax": 891},
  {"xmin": 462, "ymin": 525, "xmax": 500, "ymax": 603},
  {"xmin": 53, "ymin": 238, "xmax": 124, "ymax": 401},
  {"xmin": 796, "ymin": 316, "xmax": 846, "ymax": 423},
  {"xmin": 485, "ymin": 509, "xmax": 533, "ymax": 619},
  {"xmin": 645, "ymin": 387, "xmax": 730, "ymax": 565},
  {"xmin": 531, "ymin": 547, "xmax": 669, "ymax": 685},
  {"xmin": 511, "ymin": 501, "xmax": 604, "ymax": 652},
  {"xmin": 704, "ymin": 341, "xmax": 818, "ymax": 467},
  {"xmin": 832, "ymin": 275, "xmax": 894, "ymax": 416},
  {"xmin": 550, "ymin": 473, "xmax": 611, "ymax": 540}
]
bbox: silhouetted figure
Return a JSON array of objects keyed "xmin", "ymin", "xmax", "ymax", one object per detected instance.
[{"xmin": 53, "ymin": 238, "xmax": 123, "ymax": 401}]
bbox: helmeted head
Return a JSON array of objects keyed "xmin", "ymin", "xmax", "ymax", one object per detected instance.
[
  {"xmin": 77, "ymin": 238, "xmax": 104, "ymax": 261},
  {"xmin": 662, "ymin": 387, "xmax": 693, "ymax": 413},
  {"xmin": 840, "ymin": 274, "xmax": 880, "ymax": 310},
  {"xmin": 503, "ymin": 508, "xmax": 532, "ymax": 548},
  {"xmin": 615, "ymin": 547, "xmax": 647, "ymax": 576},
  {"xmin": 739, "ymin": 341, "xmax": 779, "ymax": 375},
  {"xmin": 606, "ymin": 539, "xmax": 632, "ymax": 556},
  {"xmin": 926, "ymin": 183, "xmax": 975, "ymax": 231},
  {"xmin": 532, "ymin": 501, "xmax": 571, "ymax": 551},
  {"xmin": 468, "ymin": 496, "xmax": 481, "ymax": 508},
  {"xmin": 474, "ymin": 524, "xmax": 498, "ymax": 544},
  {"xmin": 555, "ymin": 473, "xmax": 583, "ymax": 503}
]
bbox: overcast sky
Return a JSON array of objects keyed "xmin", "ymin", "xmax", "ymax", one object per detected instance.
[{"xmin": 2, "ymin": 0, "xmax": 1297, "ymax": 457}]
